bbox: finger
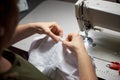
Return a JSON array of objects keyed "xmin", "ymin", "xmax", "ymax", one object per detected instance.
[
  {"xmin": 57, "ymin": 29, "xmax": 63, "ymax": 37},
  {"xmin": 48, "ymin": 31, "xmax": 60, "ymax": 42},
  {"xmin": 56, "ymin": 24, "xmax": 63, "ymax": 37},
  {"xmin": 59, "ymin": 31, "xmax": 63, "ymax": 37},
  {"xmin": 51, "ymin": 26, "xmax": 63, "ymax": 37},
  {"xmin": 62, "ymin": 34, "xmax": 72, "ymax": 46},
  {"xmin": 62, "ymin": 40, "xmax": 71, "ymax": 47},
  {"xmin": 66, "ymin": 33, "xmax": 74, "ymax": 41},
  {"xmin": 50, "ymin": 23, "xmax": 63, "ymax": 37}
]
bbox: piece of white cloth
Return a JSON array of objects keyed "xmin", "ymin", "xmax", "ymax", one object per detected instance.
[{"xmin": 28, "ymin": 35, "xmax": 94, "ymax": 80}]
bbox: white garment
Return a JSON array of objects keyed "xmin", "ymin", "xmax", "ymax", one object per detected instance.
[{"xmin": 28, "ymin": 35, "xmax": 93, "ymax": 80}]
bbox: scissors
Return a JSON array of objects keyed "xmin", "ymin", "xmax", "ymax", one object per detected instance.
[{"xmin": 106, "ymin": 62, "xmax": 120, "ymax": 75}]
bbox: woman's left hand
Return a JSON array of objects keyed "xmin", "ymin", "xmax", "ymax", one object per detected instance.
[{"xmin": 29, "ymin": 22, "xmax": 63, "ymax": 42}]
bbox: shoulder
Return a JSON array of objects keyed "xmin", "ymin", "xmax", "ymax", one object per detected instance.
[{"xmin": 1, "ymin": 49, "xmax": 48, "ymax": 80}]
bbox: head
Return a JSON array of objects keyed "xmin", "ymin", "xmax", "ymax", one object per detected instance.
[{"xmin": 0, "ymin": 0, "xmax": 19, "ymax": 56}]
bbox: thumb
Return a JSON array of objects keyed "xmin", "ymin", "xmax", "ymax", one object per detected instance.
[
  {"xmin": 62, "ymin": 40, "xmax": 71, "ymax": 48},
  {"xmin": 48, "ymin": 31, "xmax": 60, "ymax": 42}
]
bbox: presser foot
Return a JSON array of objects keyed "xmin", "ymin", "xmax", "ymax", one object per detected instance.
[{"xmin": 81, "ymin": 35, "xmax": 96, "ymax": 47}]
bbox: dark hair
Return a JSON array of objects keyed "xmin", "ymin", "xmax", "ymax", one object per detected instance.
[{"xmin": 0, "ymin": 0, "xmax": 19, "ymax": 27}]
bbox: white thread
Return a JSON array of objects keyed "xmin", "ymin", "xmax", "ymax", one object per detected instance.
[{"xmin": 58, "ymin": 37, "xmax": 64, "ymax": 42}]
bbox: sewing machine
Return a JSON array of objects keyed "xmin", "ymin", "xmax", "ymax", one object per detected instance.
[
  {"xmin": 75, "ymin": 0, "xmax": 120, "ymax": 79},
  {"xmin": 75, "ymin": 0, "xmax": 120, "ymax": 46},
  {"xmin": 75, "ymin": 0, "xmax": 120, "ymax": 32}
]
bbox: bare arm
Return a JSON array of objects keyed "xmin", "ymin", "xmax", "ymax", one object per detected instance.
[
  {"xmin": 76, "ymin": 49, "xmax": 97, "ymax": 80},
  {"xmin": 10, "ymin": 22, "xmax": 63, "ymax": 45},
  {"xmin": 63, "ymin": 33, "xmax": 98, "ymax": 80},
  {"xmin": 10, "ymin": 24, "xmax": 36, "ymax": 45}
]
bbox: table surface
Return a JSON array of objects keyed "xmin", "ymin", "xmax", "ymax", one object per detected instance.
[{"xmin": 13, "ymin": 0, "xmax": 120, "ymax": 80}]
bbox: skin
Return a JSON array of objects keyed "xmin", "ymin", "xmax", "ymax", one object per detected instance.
[
  {"xmin": 0, "ymin": 0, "xmax": 98, "ymax": 80},
  {"xmin": 10, "ymin": 22, "xmax": 63, "ymax": 45},
  {"xmin": 63, "ymin": 33, "xmax": 98, "ymax": 80}
]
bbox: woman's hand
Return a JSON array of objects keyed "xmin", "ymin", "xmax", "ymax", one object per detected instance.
[
  {"xmin": 29, "ymin": 22, "xmax": 63, "ymax": 42},
  {"xmin": 62, "ymin": 33, "xmax": 85, "ymax": 54},
  {"xmin": 62, "ymin": 33, "xmax": 98, "ymax": 80}
]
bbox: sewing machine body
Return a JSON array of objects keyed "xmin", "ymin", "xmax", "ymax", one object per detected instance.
[{"xmin": 75, "ymin": 0, "xmax": 120, "ymax": 32}]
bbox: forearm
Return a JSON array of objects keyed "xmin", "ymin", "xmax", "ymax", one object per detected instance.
[
  {"xmin": 76, "ymin": 49, "xmax": 98, "ymax": 80},
  {"xmin": 9, "ymin": 22, "xmax": 62, "ymax": 45},
  {"xmin": 10, "ymin": 24, "xmax": 37, "ymax": 45}
]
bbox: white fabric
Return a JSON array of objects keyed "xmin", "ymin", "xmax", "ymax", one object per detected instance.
[
  {"xmin": 28, "ymin": 35, "xmax": 93, "ymax": 80},
  {"xmin": 28, "ymin": 35, "xmax": 79, "ymax": 80}
]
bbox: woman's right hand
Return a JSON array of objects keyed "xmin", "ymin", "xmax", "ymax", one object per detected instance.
[
  {"xmin": 62, "ymin": 33, "xmax": 86, "ymax": 54},
  {"xmin": 63, "ymin": 33, "xmax": 98, "ymax": 80}
]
